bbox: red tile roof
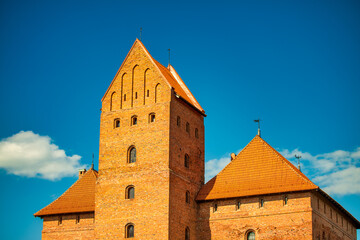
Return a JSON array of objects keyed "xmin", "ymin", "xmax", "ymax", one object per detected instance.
[
  {"xmin": 34, "ymin": 169, "xmax": 97, "ymax": 217},
  {"xmin": 101, "ymin": 39, "xmax": 205, "ymax": 115},
  {"xmin": 196, "ymin": 135, "xmax": 318, "ymax": 201}
]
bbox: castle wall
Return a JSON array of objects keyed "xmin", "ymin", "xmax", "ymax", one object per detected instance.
[
  {"xmin": 169, "ymin": 94, "xmax": 205, "ymax": 240},
  {"xmin": 197, "ymin": 192, "xmax": 313, "ymax": 240},
  {"xmin": 41, "ymin": 213, "xmax": 94, "ymax": 240},
  {"xmin": 311, "ymin": 192, "xmax": 357, "ymax": 240}
]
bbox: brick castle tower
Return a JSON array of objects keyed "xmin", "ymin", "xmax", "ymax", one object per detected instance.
[
  {"xmin": 34, "ymin": 39, "xmax": 359, "ymax": 240},
  {"xmin": 96, "ymin": 39, "xmax": 206, "ymax": 239}
]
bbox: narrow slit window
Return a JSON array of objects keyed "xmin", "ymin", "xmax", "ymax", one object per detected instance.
[
  {"xmin": 284, "ymin": 196, "xmax": 288, "ymax": 205},
  {"xmin": 214, "ymin": 203, "xmax": 218, "ymax": 212},
  {"xmin": 260, "ymin": 199, "xmax": 264, "ymax": 208},
  {"xmin": 124, "ymin": 94, "xmax": 127, "ymax": 101},
  {"xmin": 186, "ymin": 191, "xmax": 190, "ymax": 204},
  {"xmin": 147, "ymin": 90, "xmax": 149, "ymax": 97},
  {"xmin": 195, "ymin": 128, "xmax": 199, "ymax": 138},
  {"xmin": 177, "ymin": 116, "xmax": 181, "ymax": 127},
  {"xmin": 186, "ymin": 122, "xmax": 190, "ymax": 133},
  {"xmin": 135, "ymin": 92, "xmax": 138, "ymax": 99},
  {"xmin": 184, "ymin": 154, "xmax": 189, "ymax": 168},
  {"xmin": 76, "ymin": 215, "xmax": 80, "ymax": 224},
  {"xmin": 185, "ymin": 227, "xmax": 190, "ymax": 240},
  {"xmin": 236, "ymin": 201, "xmax": 241, "ymax": 210},
  {"xmin": 58, "ymin": 216, "xmax": 62, "ymax": 225}
]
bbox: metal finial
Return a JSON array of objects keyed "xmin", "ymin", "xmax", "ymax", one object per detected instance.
[
  {"xmin": 254, "ymin": 119, "xmax": 261, "ymax": 137},
  {"xmin": 168, "ymin": 48, "xmax": 171, "ymax": 66},
  {"xmin": 295, "ymin": 154, "xmax": 302, "ymax": 172},
  {"xmin": 91, "ymin": 153, "xmax": 94, "ymax": 169},
  {"xmin": 140, "ymin": 27, "xmax": 142, "ymax": 41}
]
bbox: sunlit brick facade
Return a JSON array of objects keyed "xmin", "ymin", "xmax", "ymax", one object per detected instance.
[{"xmin": 35, "ymin": 40, "xmax": 359, "ymax": 240}]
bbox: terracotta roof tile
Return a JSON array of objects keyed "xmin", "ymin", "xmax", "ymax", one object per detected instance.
[
  {"xmin": 196, "ymin": 135, "xmax": 318, "ymax": 201},
  {"xmin": 34, "ymin": 169, "xmax": 97, "ymax": 217}
]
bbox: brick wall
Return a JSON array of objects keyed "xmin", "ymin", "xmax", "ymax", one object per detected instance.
[
  {"xmin": 197, "ymin": 192, "xmax": 314, "ymax": 240},
  {"xmin": 169, "ymin": 93, "xmax": 205, "ymax": 240},
  {"xmin": 42, "ymin": 213, "xmax": 94, "ymax": 240},
  {"xmin": 311, "ymin": 192, "xmax": 357, "ymax": 240}
]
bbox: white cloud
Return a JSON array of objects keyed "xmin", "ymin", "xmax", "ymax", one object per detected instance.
[
  {"xmin": 0, "ymin": 131, "xmax": 86, "ymax": 180},
  {"xmin": 280, "ymin": 147, "xmax": 360, "ymax": 196},
  {"xmin": 205, "ymin": 157, "xmax": 230, "ymax": 182}
]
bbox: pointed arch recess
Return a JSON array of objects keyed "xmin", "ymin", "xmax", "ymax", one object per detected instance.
[
  {"xmin": 155, "ymin": 83, "xmax": 161, "ymax": 103},
  {"xmin": 110, "ymin": 92, "xmax": 116, "ymax": 111},
  {"xmin": 144, "ymin": 68, "xmax": 150, "ymax": 105},
  {"xmin": 132, "ymin": 65, "xmax": 139, "ymax": 108},
  {"xmin": 120, "ymin": 73, "xmax": 127, "ymax": 109}
]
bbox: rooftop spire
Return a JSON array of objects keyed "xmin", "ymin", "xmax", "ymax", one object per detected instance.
[
  {"xmin": 91, "ymin": 153, "xmax": 94, "ymax": 169},
  {"xmin": 254, "ymin": 119, "xmax": 261, "ymax": 137},
  {"xmin": 140, "ymin": 27, "xmax": 143, "ymax": 41},
  {"xmin": 295, "ymin": 154, "xmax": 302, "ymax": 172}
]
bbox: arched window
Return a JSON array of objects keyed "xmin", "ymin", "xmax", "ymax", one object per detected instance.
[
  {"xmin": 114, "ymin": 119, "xmax": 120, "ymax": 128},
  {"xmin": 186, "ymin": 122, "xmax": 190, "ymax": 133},
  {"xmin": 185, "ymin": 227, "xmax": 190, "ymax": 240},
  {"xmin": 126, "ymin": 186, "xmax": 135, "ymax": 199},
  {"xmin": 128, "ymin": 146, "xmax": 136, "ymax": 163},
  {"xmin": 149, "ymin": 113, "xmax": 156, "ymax": 123},
  {"xmin": 131, "ymin": 116, "xmax": 137, "ymax": 126},
  {"xmin": 125, "ymin": 223, "xmax": 134, "ymax": 238},
  {"xmin": 186, "ymin": 191, "xmax": 190, "ymax": 204},
  {"xmin": 195, "ymin": 128, "xmax": 199, "ymax": 138},
  {"xmin": 184, "ymin": 154, "xmax": 189, "ymax": 168},
  {"xmin": 247, "ymin": 231, "xmax": 255, "ymax": 240}
]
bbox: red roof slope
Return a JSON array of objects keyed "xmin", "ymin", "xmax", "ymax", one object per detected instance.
[
  {"xmin": 34, "ymin": 169, "xmax": 98, "ymax": 217},
  {"xmin": 196, "ymin": 135, "xmax": 318, "ymax": 201}
]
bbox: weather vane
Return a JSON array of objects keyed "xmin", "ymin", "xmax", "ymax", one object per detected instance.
[
  {"xmin": 168, "ymin": 48, "xmax": 171, "ymax": 66},
  {"xmin": 254, "ymin": 119, "xmax": 261, "ymax": 137},
  {"xmin": 295, "ymin": 154, "xmax": 301, "ymax": 172}
]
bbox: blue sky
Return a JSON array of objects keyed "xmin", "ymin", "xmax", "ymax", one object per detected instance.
[{"xmin": 0, "ymin": 0, "xmax": 359, "ymax": 239}]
